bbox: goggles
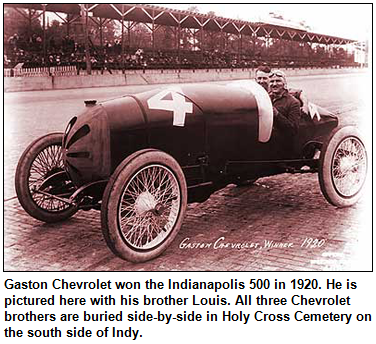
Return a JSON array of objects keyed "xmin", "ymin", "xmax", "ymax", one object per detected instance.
[{"xmin": 269, "ymin": 70, "xmax": 286, "ymax": 78}]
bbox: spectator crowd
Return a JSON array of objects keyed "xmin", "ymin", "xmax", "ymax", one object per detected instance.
[{"xmin": 4, "ymin": 32, "xmax": 361, "ymax": 74}]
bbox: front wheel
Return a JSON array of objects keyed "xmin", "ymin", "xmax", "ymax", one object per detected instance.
[
  {"xmin": 15, "ymin": 132, "xmax": 77, "ymax": 222},
  {"xmin": 101, "ymin": 149, "xmax": 187, "ymax": 262},
  {"xmin": 318, "ymin": 126, "xmax": 367, "ymax": 207}
]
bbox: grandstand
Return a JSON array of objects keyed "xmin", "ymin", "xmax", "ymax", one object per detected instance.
[{"xmin": 4, "ymin": 3, "xmax": 365, "ymax": 77}]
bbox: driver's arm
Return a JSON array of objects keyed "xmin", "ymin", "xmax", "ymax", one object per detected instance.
[{"xmin": 273, "ymin": 98, "xmax": 301, "ymax": 136}]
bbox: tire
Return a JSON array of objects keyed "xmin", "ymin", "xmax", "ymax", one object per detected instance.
[
  {"xmin": 319, "ymin": 126, "xmax": 367, "ymax": 207},
  {"xmin": 101, "ymin": 149, "xmax": 187, "ymax": 262},
  {"xmin": 15, "ymin": 133, "xmax": 78, "ymax": 222}
]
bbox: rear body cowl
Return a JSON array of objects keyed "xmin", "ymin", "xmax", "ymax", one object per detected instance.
[
  {"xmin": 62, "ymin": 94, "xmax": 148, "ymax": 187},
  {"xmin": 62, "ymin": 105, "xmax": 111, "ymax": 187}
]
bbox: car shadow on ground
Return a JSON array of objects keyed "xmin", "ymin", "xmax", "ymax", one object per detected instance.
[{"xmin": 4, "ymin": 173, "xmax": 365, "ymax": 271}]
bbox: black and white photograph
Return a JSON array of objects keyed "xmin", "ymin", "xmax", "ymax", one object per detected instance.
[{"xmin": 3, "ymin": 3, "xmax": 372, "ymax": 271}]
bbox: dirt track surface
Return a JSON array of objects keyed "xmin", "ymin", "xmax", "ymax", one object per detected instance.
[{"xmin": 3, "ymin": 72, "xmax": 372, "ymax": 271}]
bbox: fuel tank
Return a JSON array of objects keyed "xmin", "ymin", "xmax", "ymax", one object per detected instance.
[{"xmin": 62, "ymin": 81, "xmax": 276, "ymax": 187}]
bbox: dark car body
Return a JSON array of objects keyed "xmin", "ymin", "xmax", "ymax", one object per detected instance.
[{"xmin": 63, "ymin": 80, "xmax": 337, "ymax": 201}]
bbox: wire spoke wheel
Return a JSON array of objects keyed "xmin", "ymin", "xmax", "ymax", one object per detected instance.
[
  {"xmin": 28, "ymin": 143, "xmax": 70, "ymax": 212},
  {"xmin": 319, "ymin": 126, "xmax": 367, "ymax": 207},
  {"xmin": 119, "ymin": 164, "xmax": 180, "ymax": 250},
  {"xmin": 15, "ymin": 133, "xmax": 78, "ymax": 222},
  {"xmin": 332, "ymin": 137, "xmax": 367, "ymax": 197},
  {"xmin": 101, "ymin": 149, "xmax": 187, "ymax": 262}
]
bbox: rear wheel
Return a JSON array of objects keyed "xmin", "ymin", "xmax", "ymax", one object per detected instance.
[
  {"xmin": 15, "ymin": 133, "xmax": 77, "ymax": 222},
  {"xmin": 101, "ymin": 149, "xmax": 187, "ymax": 262},
  {"xmin": 319, "ymin": 126, "xmax": 367, "ymax": 207}
]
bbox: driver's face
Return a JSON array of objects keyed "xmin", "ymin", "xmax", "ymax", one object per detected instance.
[
  {"xmin": 269, "ymin": 75, "xmax": 285, "ymax": 95},
  {"xmin": 255, "ymin": 71, "xmax": 270, "ymax": 91}
]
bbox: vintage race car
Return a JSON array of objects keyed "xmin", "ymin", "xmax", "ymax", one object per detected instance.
[{"xmin": 15, "ymin": 80, "xmax": 367, "ymax": 262}]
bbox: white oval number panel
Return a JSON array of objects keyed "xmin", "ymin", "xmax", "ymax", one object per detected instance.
[{"xmin": 147, "ymin": 88, "xmax": 193, "ymax": 127}]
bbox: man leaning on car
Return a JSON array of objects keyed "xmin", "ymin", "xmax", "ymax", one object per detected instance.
[{"xmin": 255, "ymin": 65, "xmax": 271, "ymax": 91}]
